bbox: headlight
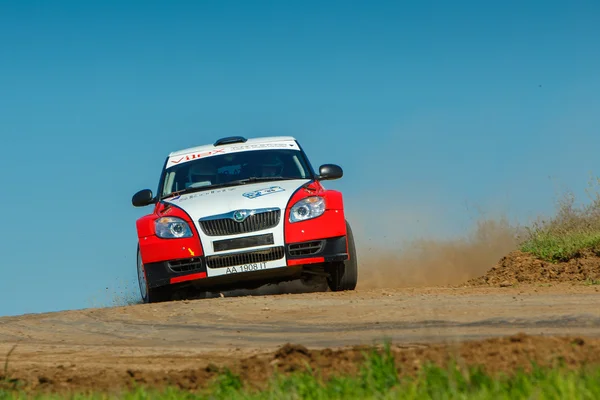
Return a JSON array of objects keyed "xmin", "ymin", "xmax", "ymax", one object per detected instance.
[
  {"xmin": 290, "ymin": 196, "xmax": 326, "ymax": 223},
  {"xmin": 155, "ymin": 217, "xmax": 193, "ymax": 238}
]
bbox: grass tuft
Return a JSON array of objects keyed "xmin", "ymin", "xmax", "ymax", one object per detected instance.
[
  {"xmin": 0, "ymin": 345, "xmax": 22, "ymax": 393},
  {"xmin": 518, "ymin": 178, "xmax": 600, "ymax": 262},
  {"xmin": 358, "ymin": 342, "xmax": 399, "ymax": 393},
  {"xmin": 3, "ymin": 346, "xmax": 16, "ymax": 379}
]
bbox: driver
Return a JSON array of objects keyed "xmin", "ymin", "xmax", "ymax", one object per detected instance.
[
  {"xmin": 261, "ymin": 154, "xmax": 284, "ymax": 177},
  {"xmin": 186, "ymin": 162, "xmax": 217, "ymax": 188}
]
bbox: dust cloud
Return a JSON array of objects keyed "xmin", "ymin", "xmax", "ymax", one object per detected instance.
[{"xmin": 355, "ymin": 217, "xmax": 521, "ymax": 289}]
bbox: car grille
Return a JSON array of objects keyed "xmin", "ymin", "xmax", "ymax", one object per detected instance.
[
  {"xmin": 206, "ymin": 246, "xmax": 285, "ymax": 269},
  {"xmin": 288, "ymin": 240, "xmax": 325, "ymax": 257},
  {"xmin": 199, "ymin": 210, "xmax": 281, "ymax": 236},
  {"xmin": 168, "ymin": 257, "xmax": 204, "ymax": 273}
]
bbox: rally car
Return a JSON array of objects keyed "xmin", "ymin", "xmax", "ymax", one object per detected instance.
[{"xmin": 131, "ymin": 135, "xmax": 358, "ymax": 303}]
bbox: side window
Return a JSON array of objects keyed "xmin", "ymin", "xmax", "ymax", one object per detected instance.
[
  {"xmin": 162, "ymin": 171, "xmax": 176, "ymax": 195},
  {"xmin": 291, "ymin": 154, "xmax": 307, "ymax": 178}
]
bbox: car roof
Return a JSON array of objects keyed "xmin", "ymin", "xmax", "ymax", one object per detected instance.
[{"xmin": 168, "ymin": 136, "xmax": 298, "ymax": 157}]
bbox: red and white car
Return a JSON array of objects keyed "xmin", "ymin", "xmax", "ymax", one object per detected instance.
[{"xmin": 132, "ymin": 135, "xmax": 358, "ymax": 303}]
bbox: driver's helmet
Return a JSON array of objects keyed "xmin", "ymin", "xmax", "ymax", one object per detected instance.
[
  {"xmin": 186, "ymin": 162, "xmax": 217, "ymax": 187},
  {"xmin": 261, "ymin": 154, "xmax": 284, "ymax": 177}
]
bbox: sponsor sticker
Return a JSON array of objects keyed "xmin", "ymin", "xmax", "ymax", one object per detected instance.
[
  {"xmin": 169, "ymin": 148, "xmax": 226, "ymax": 165},
  {"xmin": 167, "ymin": 141, "xmax": 300, "ymax": 166},
  {"xmin": 242, "ymin": 186, "xmax": 285, "ymax": 199}
]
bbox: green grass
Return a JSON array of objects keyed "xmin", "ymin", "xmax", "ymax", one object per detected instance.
[
  {"xmin": 2, "ymin": 344, "xmax": 600, "ymax": 399},
  {"xmin": 583, "ymin": 278, "xmax": 600, "ymax": 286},
  {"xmin": 518, "ymin": 181, "xmax": 600, "ymax": 262},
  {"xmin": 519, "ymin": 230, "xmax": 600, "ymax": 262}
]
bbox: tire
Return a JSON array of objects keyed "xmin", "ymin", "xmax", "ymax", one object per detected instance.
[
  {"xmin": 137, "ymin": 245, "xmax": 172, "ymax": 303},
  {"xmin": 327, "ymin": 220, "xmax": 358, "ymax": 291}
]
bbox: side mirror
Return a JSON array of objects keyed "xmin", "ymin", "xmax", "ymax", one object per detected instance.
[
  {"xmin": 318, "ymin": 164, "xmax": 343, "ymax": 180},
  {"xmin": 132, "ymin": 189, "xmax": 155, "ymax": 207}
]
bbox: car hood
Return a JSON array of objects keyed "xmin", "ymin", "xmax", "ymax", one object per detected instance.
[{"xmin": 162, "ymin": 179, "xmax": 311, "ymax": 220}]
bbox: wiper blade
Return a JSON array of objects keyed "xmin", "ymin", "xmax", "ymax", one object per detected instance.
[
  {"xmin": 161, "ymin": 180, "xmax": 248, "ymax": 200},
  {"xmin": 161, "ymin": 187, "xmax": 196, "ymax": 200}
]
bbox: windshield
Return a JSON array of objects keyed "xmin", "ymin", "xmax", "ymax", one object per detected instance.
[{"xmin": 160, "ymin": 149, "xmax": 313, "ymax": 198}]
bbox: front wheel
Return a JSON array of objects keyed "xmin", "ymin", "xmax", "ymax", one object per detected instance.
[
  {"xmin": 327, "ymin": 220, "xmax": 358, "ymax": 291},
  {"xmin": 137, "ymin": 245, "xmax": 172, "ymax": 303}
]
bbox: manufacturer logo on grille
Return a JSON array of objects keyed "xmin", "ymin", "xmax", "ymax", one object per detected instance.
[{"xmin": 232, "ymin": 210, "xmax": 249, "ymax": 222}]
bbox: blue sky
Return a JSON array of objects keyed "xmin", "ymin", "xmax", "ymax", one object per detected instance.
[{"xmin": 1, "ymin": 0, "xmax": 599, "ymax": 317}]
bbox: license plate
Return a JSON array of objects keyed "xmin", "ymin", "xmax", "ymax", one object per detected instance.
[{"xmin": 225, "ymin": 262, "xmax": 268, "ymax": 274}]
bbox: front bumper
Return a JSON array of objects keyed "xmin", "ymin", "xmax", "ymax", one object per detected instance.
[
  {"xmin": 286, "ymin": 235, "xmax": 348, "ymax": 264},
  {"xmin": 144, "ymin": 235, "xmax": 348, "ymax": 290}
]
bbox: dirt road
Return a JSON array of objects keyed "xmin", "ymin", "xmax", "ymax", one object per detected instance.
[
  {"xmin": 1, "ymin": 284, "xmax": 599, "ymax": 392},
  {"xmin": 3, "ymin": 285, "xmax": 600, "ymax": 352}
]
